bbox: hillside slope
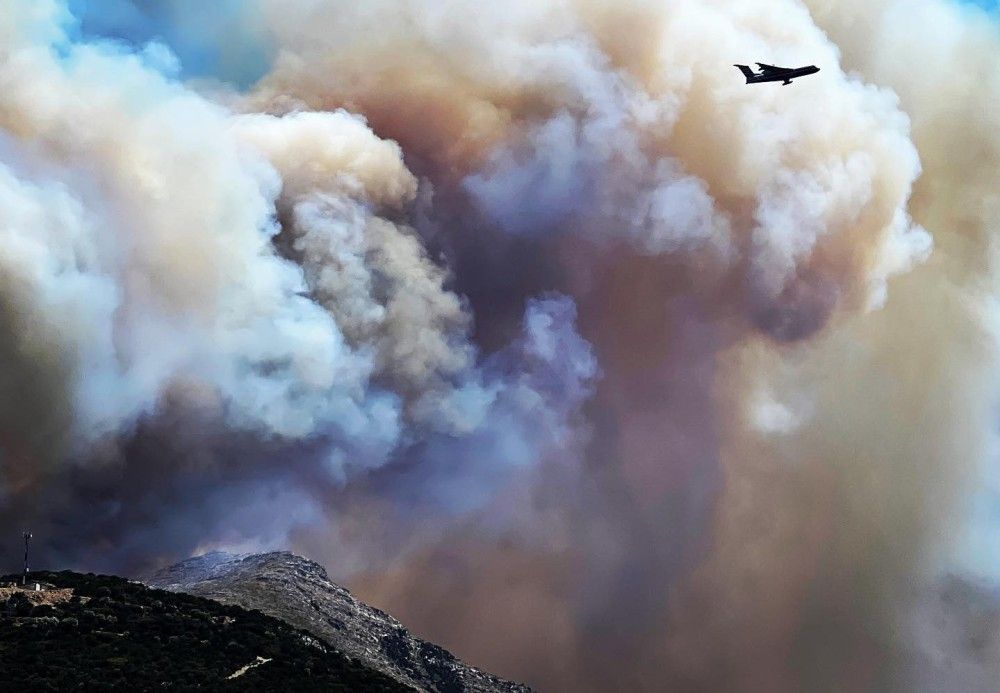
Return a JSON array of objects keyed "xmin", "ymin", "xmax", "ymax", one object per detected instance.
[
  {"xmin": 149, "ymin": 552, "xmax": 532, "ymax": 693},
  {"xmin": 1, "ymin": 570, "xmax": 412, "ymax": 692}
]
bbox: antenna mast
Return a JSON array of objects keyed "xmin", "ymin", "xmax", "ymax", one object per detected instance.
[{"xmin": 22, "ymin": 531, "xmax": 31, "ymax": 586}]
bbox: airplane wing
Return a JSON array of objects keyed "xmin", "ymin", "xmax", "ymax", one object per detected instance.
[{"xmin": 756, "ymin": 62, "xmax": 790, "ymax": 74}]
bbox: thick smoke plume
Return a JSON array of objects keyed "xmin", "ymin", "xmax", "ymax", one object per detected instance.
[{"xmin": 2, "ymin": 0, "xmax": 999, "ymax": 690}]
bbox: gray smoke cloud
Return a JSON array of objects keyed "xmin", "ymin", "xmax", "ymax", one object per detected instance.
[
  {"xmin": 2, "ymin": 1, "xmax": 1000, "ymax": 691},
  {"xmin": 0, "ymin": 0, "xmax": 596, "ymax": 569}
]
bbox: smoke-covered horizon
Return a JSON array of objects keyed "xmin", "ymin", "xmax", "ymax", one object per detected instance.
[{"xmin": 2, "ymin": 0, "xmax": 1000, "ymax": 690}]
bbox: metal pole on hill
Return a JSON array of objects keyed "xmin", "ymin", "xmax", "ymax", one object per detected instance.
[{"xmin": 22, "ymin": 531, "xmax": 31, "ymax": 586}]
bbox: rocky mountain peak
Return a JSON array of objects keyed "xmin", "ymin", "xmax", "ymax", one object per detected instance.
[{"xmin": 148, "ymin": 551, "xmax": 531, "ymax": 693}]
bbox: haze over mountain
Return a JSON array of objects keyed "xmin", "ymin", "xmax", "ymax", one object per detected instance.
[
  {"xmin": 7, "ymin": 551, "xmax": 998, "ymax": 691},
  {"xmin": 147, "ymin": 551, "xmax": 1000, "ymax": 693}
]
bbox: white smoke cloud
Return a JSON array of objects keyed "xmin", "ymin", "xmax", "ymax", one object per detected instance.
[
  {"xmin": 0, "ymin": 0, "xmax": 595, "ymax": 493},
  {"xmin": 230, "ymin": 111, "xmax": 480, "ymax": 430},
  {"xmin": 0, "ymin": 10, "xmax": 391, "ymax": 459}
]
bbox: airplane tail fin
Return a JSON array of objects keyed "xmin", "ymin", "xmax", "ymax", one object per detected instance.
[{"xmin": 734, "ymin": 64, "xmax": 755, "ymax": 83}]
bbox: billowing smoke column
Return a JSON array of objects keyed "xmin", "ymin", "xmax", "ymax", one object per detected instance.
[
  {"xmin": 0, "ymin": 0, "xmax": 595, "ymax": 564},
  {"xmin": 1, "ymin": 0, "xmax": 999, "ymax": 690}
]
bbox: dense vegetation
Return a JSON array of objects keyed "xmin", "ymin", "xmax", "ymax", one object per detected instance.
[{"xmin": 0, "ymin": 570, "xmax": 413, "ymax": 692}]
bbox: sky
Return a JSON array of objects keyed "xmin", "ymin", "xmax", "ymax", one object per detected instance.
[{"xmin": 2, "ymin": 1, "xmax": 1000, "ymax": 690}]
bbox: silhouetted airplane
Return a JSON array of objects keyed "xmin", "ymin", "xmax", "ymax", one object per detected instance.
[{"xmin": 734, "ymin": 63, "xmax": 819, "ymax": 85}]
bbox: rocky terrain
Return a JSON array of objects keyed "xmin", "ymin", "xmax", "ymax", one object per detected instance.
[
  {"xmin": 149, "ymin": 552, "xmax": 531, "ymax": 693},
  {"xmin": 0, "ymin": 569, "xmax": 410, "ymax": 691}
]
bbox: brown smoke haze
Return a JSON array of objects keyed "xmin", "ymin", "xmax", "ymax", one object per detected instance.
[{"xmin": 2, "ymin": 0, "xmax": 1000, "ymax": 690}]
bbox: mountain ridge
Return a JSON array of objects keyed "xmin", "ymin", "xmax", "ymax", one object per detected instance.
[
  {"xmin": 148, "ymin": 550, "xmax": 532, "ymax": 693},
  {"xmin": 1, "ymin": 569, "xmax": 411, "ymax": 691}
]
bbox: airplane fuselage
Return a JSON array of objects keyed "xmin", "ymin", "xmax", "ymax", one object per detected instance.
[
  {"xmin": 735, "ymin": 64, "xmax": 819, "ymax": 85},
  {"xmin": 753, "ymin": 65, "xmax": 818, "ymax": 84}
]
